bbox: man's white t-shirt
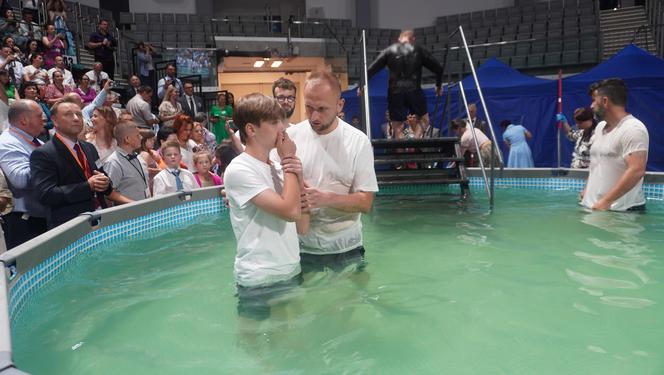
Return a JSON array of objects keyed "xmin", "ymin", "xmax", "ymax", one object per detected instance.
[
  {"xmin": 224, "ymin": 152, "xmax": 301, "ymax": 287},
  {"xmin": 460, "ymin": 128, "xmax": 489, "ymax": 154},
  {"xmin": 285, "ymin": 119, "xmax": 378, "ymax": 255},
  {"xmin": 582, "ymin": 115, "xmax": 649, "ymax": 211}
]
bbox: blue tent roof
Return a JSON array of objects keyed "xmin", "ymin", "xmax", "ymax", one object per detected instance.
[
  {"xmin": 458, "ymin": 57, "xmax": 552, "ymax": 90},
  {"xmin": 567, "ymin": 44, "xmax": 664, "ymax": 83}
]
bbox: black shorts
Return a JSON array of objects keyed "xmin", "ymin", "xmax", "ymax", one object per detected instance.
[
  {"xmin": 388, "ymin": 89, "xmax": 428, "ymax": 122},
  {"xmin": 300, "ymin": 246, "xmax": 366, "ymax": 273},
  {"xmin": 236, "ymin": 272, "xmax": 303, "ymax": 321}
]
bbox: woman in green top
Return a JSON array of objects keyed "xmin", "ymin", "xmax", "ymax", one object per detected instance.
[{"xmin": 209, "ymin": 91, "xmax": 234, "ymax": 143}]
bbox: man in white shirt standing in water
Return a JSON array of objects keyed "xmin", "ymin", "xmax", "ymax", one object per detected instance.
[
  {"xmin": 582, "ymin": 78, "xmax": 649, "ymax": 211},
  {"xmin": 287, "ymin": 71, "xmax": 378, "ymax": 272}
]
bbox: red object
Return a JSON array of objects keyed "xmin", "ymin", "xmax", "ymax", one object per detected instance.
[{"xmin": 557, "ymin": 69, "xmax": 563, "ymax": 129}]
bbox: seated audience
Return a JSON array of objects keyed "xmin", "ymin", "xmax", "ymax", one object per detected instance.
[
  {"xmin": 22, "ymin": 53, "xmax": 49, "ymax": 86},
  {"xmin": 172, "ymin": 114, "xmax": 196, "ymax": 170},
  {"xmin": 44, "ymin": 70, "xmax": 73, "ymax": 105},
  {"xmin": 158, "ymin": 85, "xmax": 181, "ymax": 127},
  {"xmin": 211, "ymin": 141, "xmax": 238, "ymax": 177},
  {"xmin": 74, "ymin": 75, "xmax": 96, "ymax": 105},
  {"xmin": 0, "ymin": 99, "xmax": 48, "ymax": 249},
  {"xmin": 18, "ymin": 9, "xmax": 42, "ymax": 42},
  {"xmin": 0, "ymin": 10, "xmax": 26, "ymax": 48},
  {"xmin": 42, "ymin": 23, "xmax": 66, "ymax": 69},
  {"xmin": 157, "ymin": 64, "xmax": 183, "ymax": 100},
  {"xmin": 127, "ymin": 85, "xmax": 158, "ymax": 131},
  {"xmin": 22, "ymin": 39, "xmax": 40, "ymax": 66},
  {"xmin": 87, "ymin": 106, "xmax": 117, "ymax": 161},
  {"xmin": 104, "ymin": 121, "xmax": 150, "ymax": 204},
  {"xmin": 84, "ymin": 62, "xmax": 108, "ymax": 92},
  {"xmin": 30, "ymin": 101, "xmax": 112, "ymax": 229},
  {"xmin": 47, "ymin": 55, "xmax": 74, "ymax": 88},
  {"xmin": 138, "ymin": 128, "xmax": 160, "ymax": 191},
  {"xmin": 152, "ymin": 141, "xmax": 196, "ymax": 196},
  {"xmin": 192, "ymin": 151, "xmax": 222, "ymax": 187}
]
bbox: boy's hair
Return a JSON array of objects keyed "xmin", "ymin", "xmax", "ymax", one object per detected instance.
[
  {"xmin": 214, "ymin": 141, "xmax": 238, "ymax": 173},
  {"xmin": 160, "ymin": 141, "xmax": 181, "ymax": 154},
  {"xmin": 233, "ymin": 93, "xmax": 285, "ymax": 144},
  {"xmin": 591, "ymin": 78, "xmax": 628, "ymax": 107},
  {"xmin": 193, "ymin": 150, "xmax": 213, "ymax": 164}
]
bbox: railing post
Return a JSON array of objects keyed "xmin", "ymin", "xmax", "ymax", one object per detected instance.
[
  {"xmin": 115, "ymin": 27, "xmax": 123, "ymax": 80},
  {"xmin": 360, "ymin": 29, "xmax": 372, "ymax": 139},
  {"xmin": 459, "ymin": 81, "xmax": 492, "ymax": 202},
  {"xmin": 458, "ymin": 26, "xmax": 503, "ymax": 167}
]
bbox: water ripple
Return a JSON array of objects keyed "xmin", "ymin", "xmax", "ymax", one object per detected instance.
[
  {"xmin": 565, "ymin": 269, "xmax": 640, "ymax": 290},
  {"xmin": 599, "ymin": 296, "xmax": 655, "ymax": 309},
  {"xmin": 574, "ymin": 252, "xmax": 652, "ymax": 284}
]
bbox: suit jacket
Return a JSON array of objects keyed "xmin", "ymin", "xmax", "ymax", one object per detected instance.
[
  {"xmin": 178, "ymin": 94, "xmax": 204, "ymax": 119},
  {"xmin": 30, "ymin": 136, "xmax": 112, "ymax": 229},
  {"xmin": 125, "ymin": 86, "xmax": 140, "ymax": 103}
]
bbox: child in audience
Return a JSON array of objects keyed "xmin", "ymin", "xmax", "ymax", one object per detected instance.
[
  {"xmin": 152, "ymin": 141, "xmax": 197, "ymax": 196},
  {"xmin": 192, "ymin": 151, "xmax": 222, "ymax": 187},
  {"xmin": 211, "ymin": 140, "xmax": 237, "ymax": 177},
  {"xmin": 138, "ymin": 129, "xmax": 161, "ymax": 192},
  {"xmin": 223, "ymin": 93, "xmax": 308, "ymax": 320}
]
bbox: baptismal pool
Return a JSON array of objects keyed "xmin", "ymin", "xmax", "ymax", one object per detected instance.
[{"xmin": 10, "ymin": 189, "xmax": 664, "ymax": 374}]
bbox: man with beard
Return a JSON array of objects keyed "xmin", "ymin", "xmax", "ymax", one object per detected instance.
[
  {"xmin": 285, "ymin": 71, "xmax": 378, "ymax": 272},
  {"xmin": 272, "ymin": 77, "xmax": 298, "ymax": 126},
  {"xmin": 581, "ymin": 78, "xmax": 649, "ymax": 211}
]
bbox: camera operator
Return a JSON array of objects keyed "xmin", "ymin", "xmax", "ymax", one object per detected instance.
[
  {"xmin": 157, "ymin": 63, "xmax": 182, "ymax": 100},
  {"xmin": 0, "ymin": 46, "xmax": 23, "ymax": 87},
  {"xmin": 136, "ymin": 41, "xmax": 155, "ymax": 87}
]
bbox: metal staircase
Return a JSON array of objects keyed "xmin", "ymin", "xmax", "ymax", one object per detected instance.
[
  {"xmin": 600, "ymin": 6, "xmax": 658, "ymax": 59},
  {"xmin": 372, "ymin": 137, "xmax": 470, "ymax": 195}
]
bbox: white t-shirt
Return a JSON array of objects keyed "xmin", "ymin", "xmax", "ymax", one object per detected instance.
[
  {"xmin": 153, "ymin": 167, "xmax": 197, "ymax": 196},
  {"xmin": 224, "ymin": 152, "xmax": 301, "ymax": 287},
  {"xmin": 460, "ymin": 128, "xmax": 490, "ymax": 154},
  {"xmin": 582, "ymin": 115, "xmax": 649, "ymax": 211},
  {"xmin": 285, "ymin": 119, "xmax": 378, "ymax": 254},
  {"xmin": 180, "ymin": 139, "xmax": 198, "ymax": 170},
  {"xmin": 84, "ymin": 70, "xmax": 109, "ymax": 92}
]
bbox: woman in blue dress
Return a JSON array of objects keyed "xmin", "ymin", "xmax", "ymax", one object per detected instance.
[{"xmin": 501, "ymin": 120, "xmax": 534, "ymax": 168}]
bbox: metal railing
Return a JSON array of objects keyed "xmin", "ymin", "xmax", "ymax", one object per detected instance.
[
  {"xmin": 448, "ymin": 25, "xmax": 502, "ymax": 207},
  {"xmin": 646, "ymin": 0, "xmax": 664, "ymax": 57}
]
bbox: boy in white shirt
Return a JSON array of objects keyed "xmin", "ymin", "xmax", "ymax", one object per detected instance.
[
  {"xmin": 153, "ymin": 141, "xmax": 197, "ymax": 196},
  {"xmin": 223, "ymin": 93, "xmax": 308, "ymax": 320}
]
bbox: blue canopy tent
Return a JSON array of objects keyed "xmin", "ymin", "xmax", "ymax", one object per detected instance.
[
  {"xmin": 559, "ymin": 44, "xmax": 664, "ymax": 171},
  {"xmin": 343, "ymin": 45, "xmax": 664, "ymax": 170}
]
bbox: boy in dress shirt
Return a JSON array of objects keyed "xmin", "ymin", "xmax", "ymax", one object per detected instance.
[{"xmin": 152, "ymin": 141, "xmax": 196, "ymax": 196}]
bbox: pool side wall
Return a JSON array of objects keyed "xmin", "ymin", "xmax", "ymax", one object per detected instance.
[{"xmin": 2, "ymin": 169, "xmax": 664, "ymax": 374}]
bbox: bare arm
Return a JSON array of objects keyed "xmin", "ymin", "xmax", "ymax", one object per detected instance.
[
  {"xmin": 108, "ymin": 190, "xmax": 134, "ymax": 205},
  {"xmin": 305, "ymin": 188, "xmax": 374, "ymax": 214},
  {"xmin": 592, "ymin": 151, "xmax": 647, "ymax": 210},
  {"xmin": 524, "ymin": 129, "xmax": 532, "ymax": 139},
  {"xmin": 250, "ymin": 172, "xmax": 300, "ymax": 221}
]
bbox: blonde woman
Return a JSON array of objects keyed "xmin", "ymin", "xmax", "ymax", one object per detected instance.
[{"xmin": 158, "ymin": 85, "xmax": 181, "ymax": 127}]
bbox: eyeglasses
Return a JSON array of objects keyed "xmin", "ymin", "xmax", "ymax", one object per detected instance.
[{"xmin": 275, "ymin": 95, "xmax": 295, "ymax": 103}]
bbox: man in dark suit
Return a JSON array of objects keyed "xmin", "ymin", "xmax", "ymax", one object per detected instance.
[
  {"xmin": 125, "ymin": 75, "xmax": 141, "ymax": 103},
  {"xmin": 30, "ymin": 101, "xmax": 113, "ymax": 229},
  {"xmin": 178, "ymin": 81, "xmax": 203, "ymax": 119}
]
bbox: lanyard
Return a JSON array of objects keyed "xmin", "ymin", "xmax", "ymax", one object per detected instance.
[
  {"xmin": 124, "ymin": 153, "xmax": 148, "ymax": 189},
  {"xmin": 9, "ymin": 127, "xmax": 40, "ymax": 148},
  {"xmin": 55, "ymin": 133, "xmax": 92, "ymax": 178}
]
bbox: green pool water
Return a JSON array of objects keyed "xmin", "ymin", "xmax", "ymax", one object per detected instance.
[{"xmin": 12, "ymin": 190, "xmax": 664, "ymax": 374}]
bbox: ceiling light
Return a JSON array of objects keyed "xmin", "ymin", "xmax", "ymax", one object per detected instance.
[
  {"xmin": 253, "ymin": 60, "xmax": 265, "ymax": 68},
  {"xmin": 270, "ymin": 60, "xmax": 283, "ymax": 68}
]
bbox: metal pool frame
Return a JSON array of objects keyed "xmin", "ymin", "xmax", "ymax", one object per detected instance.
[{"xmin": 2, "ymin": 170, "xmax": 664, "ymax": 374}]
